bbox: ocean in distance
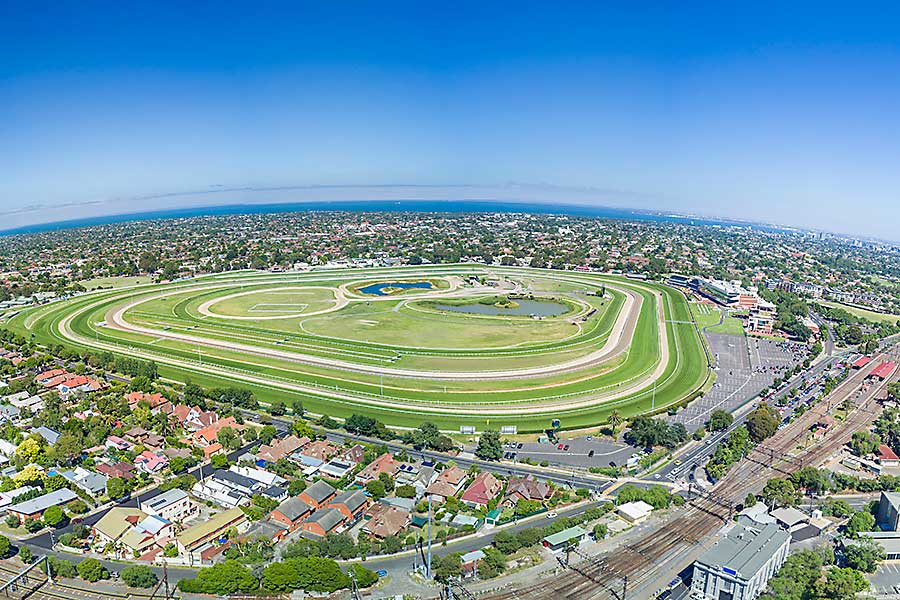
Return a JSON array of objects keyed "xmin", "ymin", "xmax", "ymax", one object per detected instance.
[{"xmin": 0, "ymin": 200, "xmax": 793, "ymax": 236}]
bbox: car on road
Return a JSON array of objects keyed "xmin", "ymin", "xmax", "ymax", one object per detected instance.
[
  {"xmin": 654, "ymin": 473, "xmax": 660, "ymax": 479},
  {"xmin": 546, "ymin": 511, "xmax": 558, "ymax": 518},
  {"xmin": 557, "ymin": 444, "xmax": 564, "ymax": 450},
  {"xmin": 376, "ymin": 569, "xmax": 388, "ymax": 577},
  {"xmin": 674, "ymin": 460, "xmax": 682, "ymax": 465},
  {"xmin": 563, "ymin": 444, "xmax": 570, "ymax": 451}
]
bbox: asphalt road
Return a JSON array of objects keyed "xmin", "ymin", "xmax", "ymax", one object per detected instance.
[
  {"xmin": 27, "ymin": 441, "xmax": 256, "ymax": 550},
  {"xmin": 344, "ymin": 500, "xmax": 606, "ymax": 574},
  {"xmin": 651, "ymin": 350, "xmax": 845, "ymax": 484}
]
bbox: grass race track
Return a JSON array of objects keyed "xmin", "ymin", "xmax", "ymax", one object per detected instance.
[{"xmin": 7, "ymin": 265, "xmax": 711, "ymax": 432}]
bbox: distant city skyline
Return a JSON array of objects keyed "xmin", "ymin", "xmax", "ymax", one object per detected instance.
[{"xmin": 3, "ymin": 3, "xmax": 900, "ymax": 239}]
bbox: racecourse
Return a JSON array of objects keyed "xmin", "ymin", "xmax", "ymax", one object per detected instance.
[{"xmin": 6, "ymin": 265, "xmax": 711, "ymax": 432}]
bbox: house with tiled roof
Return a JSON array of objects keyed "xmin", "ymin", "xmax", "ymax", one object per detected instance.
[
  {"xmin": 298, "ymin": 480, "xmax": 337, "ymax": 509},
  {"xmin": 426, "ymin": 466, "xmax": 467, "ymax": 502},
  {"xmin": 362, "ymin": 503, "xmax": 410, "ymax": 539},
  {"xmin": 327, "ymin": 489, "xmax": 369, "ymax": 521},
  {"xmin": 189, "ymin": 416, "xmax": 242, "ymax": 451},
  {"xmin": 270, "ymin": 497, "xmax": 312, "ymax": 531},
  {"xmin": 503, "ymin": 475, "xmax": 551, "ymax": 507},
  {"xmin": 299, "ymin": 507, "xmax": 345, "ymax": 538},
  {"xmin": 126, "ymin": 391, "xmax": 172, "ymax": 414},
  {"xmin": 135, "ymin": 450, "xmax": 169, "ymax": 474},
  {"xmin": 355, "ymin": 453, "xmax": 399, "ymax": 486},
  {"xmin": 256, "ymin": 435, "xmax": 308, "ymax": 463},
  {"xmin": 461, "ymin": 472, "xmax": 502, "ymax": 508},
  {"xmin": 96, "ymin": 461, "xmax": 136, "ymax": 480},
  {"xmin": 297, "ymin": 440, "xmax": 340, "ymax": 463}
]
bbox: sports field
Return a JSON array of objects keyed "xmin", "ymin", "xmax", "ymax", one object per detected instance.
[{"xmin": 7, "ymin": 265, "xmax": 712, "ymax": 432}]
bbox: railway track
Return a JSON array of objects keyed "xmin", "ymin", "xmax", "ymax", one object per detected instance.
[{"xmin": 482, "ymin": 347, "xmax": 897, "ymax": 600}]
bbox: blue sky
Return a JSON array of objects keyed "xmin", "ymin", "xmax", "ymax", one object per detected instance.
[{"xmin": 2, "ymin": 2, "xmax": 900, "ymax": 238}]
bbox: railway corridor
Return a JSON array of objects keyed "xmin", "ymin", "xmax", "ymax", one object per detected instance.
[{"xmin": 481, "ymin": 345, "xmax": 898, "ymax": 600}]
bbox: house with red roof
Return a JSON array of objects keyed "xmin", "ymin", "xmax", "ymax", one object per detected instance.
[
  {"xmin": 461, "ymin": 472, "xmax": 502, "ymax": 508},
  {"xmin": 126, "ymin": 391, "xmax": 172, "ymax": 415},
  {"xmin": 878, "ymin": 444, "xmax": 900, "ymax": 467},
  {"xmin": 135, "ymin": 451, "xmax": 169, "ymax": 474},
  {"xmin": 426, "ymin": 466, "xmax": 467, "ymax": 503},
  {"xmin": 355, "ymin": 453, "xmax": 399, "ymax": 486}
]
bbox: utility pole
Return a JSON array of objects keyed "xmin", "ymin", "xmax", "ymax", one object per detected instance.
[{"xmin": 427, "ymin": 494, "xmax": 433, "ymax": 579}]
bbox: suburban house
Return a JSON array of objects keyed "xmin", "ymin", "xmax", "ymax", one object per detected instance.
[
  {"xmin": 134, "ymin": 451, "xmax": 169, "ymax": 474},
  {"xmin": 176, "ymin": 507, "xmax": 248, "ymax": 564},
  {"xmin": 300, "ymin": 507, "xmax": 345, "ymax": 538},
  {"xmin": 8, "ymin": 488, "xmax": 78, "ymax": 523},
  {"xmin": 229, "ymin": 465, "xmax": 287, "ymax": 488},
  {"xmin": 96, "ymin": 460, "xmax": 135, "ymax": 480},
  {"xmin": 140, "ymin": 489, "xmax": 196, "ymax": 523},
  {"xmin": 33, "ymin": 426, "xmax": 60, "ymax": 446},
  {"xmin": 503, "ymin": 475, "xmax": 551, "ymax": 506},
  {"xmin": 461, "ymin": 472, "xmax": 502, "ymax": 508},
  {"xmin": 355, "ymin": 453, "xmax": 400, "ymax": 486},
  {"xmin": 60, "ymin": 466, "xmax": 108, "ymax": 496},
  {"xmin": 126, "ymin": 391, "xmax": 172, "ymax": 414},
  {"xmin": 362, "ymin": 504, "xmax": 410, "ymax": 539},
  {"xmin": 426, "ymin": 466, "xmax": 468, "ymax": 502},
  {"xmin": 327, "ymin": 489, "xmax": 369, "ymax": 522},
  {"xmin": 93, "ymin": 507, "xmax": 147, "ymax": 549},
  {"xmin": 298, "ymin": 440, "xmax": 340, "ymax": 463},
  {"xmin": 299, "ymin": 480, "xmax": 337, "ymax": 509},
  {"xmin": 256, "ymin": 435, "xmax": 308, "ymax": 463},
  {"xmin": 124, "ymin": 426, "xmax": 165, "ymax": 450},
  {"xmin": 270, "ymin": 497, "xmax": 313, "ymax": 531}
]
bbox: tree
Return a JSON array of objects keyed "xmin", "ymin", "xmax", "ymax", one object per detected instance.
[
  {"xmin": 42, "ymin": 505, "xmax": 65, "ymax": 527},
  {"xmin": 18, "ymin": 546, "xmax": 33, "ymax": 563},
  {"xmin": 820, "ymin": 567, "xmax": 868, "ymax": 600},
  {"xmin": 592, "ymin": 523, "xmax": 608, "ymax": 539},
  {"xmin": 258, "ymin": 425, "xmax": 277, "ymax": 445},
  {"xmin": 845, "ymin": 510, "xmax": 876, "ymax": 537},
  {"xmin": 432, "ymin": 553, "xmax": 462, "ymax": 583},
  {"xmin": 378, "ymin": 471, "xmax": 395, "ymax": 493},
  {"xmin": 262, "ymin": 561, "xmax": 300, "ymax": 592},
  {"xmin": 843, "ymin": 537, "xmax": 885, "ymax": 573},
  {"xmin": 606, "ymin": 410, "xmax": 622, "ymax": 429},
  {"xmin": 743, "ymin": 493, "xmax": 757, "ymax": 508},
  {"xmin": 120, "ymin": 565, "xmax": 158, "ymax": 588},
  {"xmin": 850, "ymin": 431, "xmax": 880, "ymax": 457},
  {"xmin": 761, "ymin": 478, "xmax": 799, "ymax": 508},
  {"xmin": 475, "ymin": 430, "xmax": 503, "ymax": 461},
  {"xmin": 366, "ymin": 480, "xmax": 386, "ymax": 500},
  {"xmin": 217, "ymin": 427, "xmax": 240, "ymax": 451},
  {"xmin": 349, "ymin": 564, "xmax": 379, "ymax": 588},
  {"xmin": 746, "ymin": 403, "xmax": 780, "ymax": 442},
  {"xmin": 210, "ymin": 454, "xmax": 229, "ymax": 469},
  {"xmin": 269, "ymin": 400, "xmax": 286, "ymax": 416},
  {"xmin": 707, "ymin": 410, "xmax": 734, "ymax": 432},
  {"xmin": 107, "ymin": 477, "xmax": 130, "ymax": 500},
  {"xmin": 76, "ymin": 558, "xmax": 108, "ymax": 582},
  {"xmin": 187, "ymin": 560, "xmax": 259, "ymax": 594},
  {"xmin": 395, "ymin": 484, "xmax": 416, "ymax": 498},
  {"xmin": 0, "ymin": 535, "xmax": 9, "ymax": 558}
]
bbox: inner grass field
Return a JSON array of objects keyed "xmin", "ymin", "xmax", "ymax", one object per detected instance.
[{"xmin": 6, "ymin": 266, "xmax": 712, "ymax": 432}]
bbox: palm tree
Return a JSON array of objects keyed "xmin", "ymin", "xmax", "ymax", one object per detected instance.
[{"xmin": 606, "ymin": 410, "xmax": 622, "ymax": 430}]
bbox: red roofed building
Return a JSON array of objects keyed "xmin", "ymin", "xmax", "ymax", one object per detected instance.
[
  {"xmin": 852, "ymin": 356, "xmax": 872, "ymax": 369},
  {"xmin": 871, "ymin": 361, "xmax": 897, "ymax": 381},
  {"xmin": 34, "ymin": 368, "xmax": 65, "ymax": 384},
  {"xmin": 878, "ymin": 444, "xmax": 900, "ymax": 467},
  {"xmin": 354, "ymin": 453, "xmax": 399, "ymax": 486},
  {"xmin": 126, "ymin": 391, "xmax": 172, "ymax": 414},
  {"xmin": 461, "ymin": 472, "xmax": 502, "ymax": 508}
]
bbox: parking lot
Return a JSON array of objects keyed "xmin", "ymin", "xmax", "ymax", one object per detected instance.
[
  {"xmin": 507, "ymin": 436, "xmax": 637, "ymax": 469},
  {"xmin": 670, "ymin": 332, "xmax": 806, "ymax": 431},
  {"xmin": 868, "ymin": 561, "xmax": 900, "ymax": 596}
]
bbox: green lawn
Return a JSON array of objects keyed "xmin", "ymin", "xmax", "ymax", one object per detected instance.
[
  {"xmin": 816, "ymin": 300, "xmax": 900, "ymax": 325},
  {"xmin": 80, "ymin": 275, "xmax": 154, "ymax": 289},
  {"xmin": 6, "ymin": 266, "xmax": 711, "ymax": 432}
]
